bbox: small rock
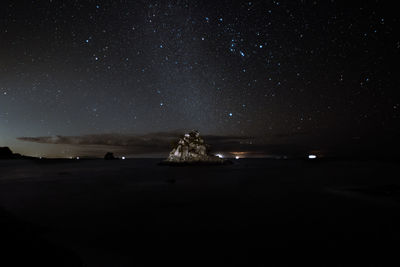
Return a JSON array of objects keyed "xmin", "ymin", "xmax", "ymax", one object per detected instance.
[{"xmin": 104, "ymin": 152, "xmax": 116, "ymax": 160}]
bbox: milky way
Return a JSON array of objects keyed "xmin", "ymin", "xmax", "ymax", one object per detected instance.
[{"xmin": 0, "ymin": 1, "xmax": 398, "ymax": 157}]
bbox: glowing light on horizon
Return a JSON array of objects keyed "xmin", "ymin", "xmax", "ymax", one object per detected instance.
[
  {"xmin": 232, "ymin": 152, "xmax": 248, "ymax": 159},
  {"xmin": 122, "ymin": 156, "xmax": 126, "ymax": 160},
  {"xmin": 308, "ymin": 155, "xmax": 317, "ymax": 159},
  {"xmin": 216, "ymin": 154, "xmax": 224, "ymax": 158}
]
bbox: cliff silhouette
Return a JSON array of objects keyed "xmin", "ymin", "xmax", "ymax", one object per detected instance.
[{"xmin": 0, "ymin": 147, "xmax": 35, "ymax": 160}]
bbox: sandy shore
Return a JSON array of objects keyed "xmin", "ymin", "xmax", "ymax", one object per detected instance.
[{"xmin": 0, "ymin": 159, "xmax": 399, "ymax": 266}]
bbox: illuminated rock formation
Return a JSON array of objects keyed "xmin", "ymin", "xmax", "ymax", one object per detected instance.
[{"xmin": 163, "ymin": 130, "xmax": 229, "ymax": 164}]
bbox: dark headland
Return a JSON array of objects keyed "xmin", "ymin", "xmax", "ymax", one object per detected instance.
[{"xmin": 0, "ymin": 147, "xmax": 36, "ymax": 160}]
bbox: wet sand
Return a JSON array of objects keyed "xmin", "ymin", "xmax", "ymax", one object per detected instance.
[{"xmin": 0, "ymin": 159, "xmax": 399, "ymax": 266}]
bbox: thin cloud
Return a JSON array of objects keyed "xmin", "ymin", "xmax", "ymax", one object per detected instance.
[{"xmin": 17, "ymin": 132, "xmax": 267, "ymax": 157}]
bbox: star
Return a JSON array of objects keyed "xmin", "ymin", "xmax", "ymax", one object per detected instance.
[{"xmin": 1, "ymin": 0, "xmax": 396, "ymax": 159}]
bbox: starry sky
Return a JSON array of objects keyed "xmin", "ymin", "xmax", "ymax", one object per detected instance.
[{"xmin": 0, "ymin": 0, "xmax": 399, "ymax": 158}]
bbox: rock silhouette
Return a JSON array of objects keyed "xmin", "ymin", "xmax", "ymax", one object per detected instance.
[
  {"xmin": 104, "ymin": 152, "xmax": 116, "ymax": 160},
  {"xmin": 0, "ymin": 147, "xmax": 37, "ymax": 160},
  {"xmin": 0, "ymin": 147, "xmax": 14, "ymax": 159}
]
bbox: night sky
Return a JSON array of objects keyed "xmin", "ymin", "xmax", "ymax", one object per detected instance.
[{"xmin": 1, "ymin": 1, "xmax": 399, "ymax": 158}]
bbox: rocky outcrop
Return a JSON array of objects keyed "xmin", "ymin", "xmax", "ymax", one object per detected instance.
[
  {"xmin": 161, "ymin": 130, "xmax": 230, "ymax": 165},
  {"xmin": 0, "ymin": 147, "xmax": 13, "ymax": 159},
  {"xmin": 104, "ymin": 152, "xmax": 116, "ymax": 160},
  {"xmin": 0, "ymin": 147, "xmax": 36, "ymax": 160}
]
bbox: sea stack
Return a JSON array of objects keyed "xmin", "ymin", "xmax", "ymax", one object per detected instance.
[
  {"xmin": 161, "ymin": 130, "xmax": 230, "ymax": 165},
  {"xmin": 104, "ymin": 152, "xmax": 116, "ymax": 160}
]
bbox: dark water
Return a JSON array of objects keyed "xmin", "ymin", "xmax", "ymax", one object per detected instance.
[{"xmin": 0, "ymin": 159, "xmax": 399, "ymax": 266}]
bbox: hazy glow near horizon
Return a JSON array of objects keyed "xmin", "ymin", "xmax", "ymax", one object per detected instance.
[{"xmin": 0, "ymin": 1, "xmax": 397, "ymax": 158}]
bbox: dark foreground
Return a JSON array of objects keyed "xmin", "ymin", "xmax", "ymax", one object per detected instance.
[{"xmin": 0, "ymin": 159, "xmax": 399, "ymax": 266}]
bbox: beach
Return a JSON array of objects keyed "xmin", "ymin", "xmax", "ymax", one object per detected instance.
[{"xmin": 0, "ymin": 158, "xmax": 399, "ymax": 266}]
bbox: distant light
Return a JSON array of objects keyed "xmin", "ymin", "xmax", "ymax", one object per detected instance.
[
  {"xmin": 229, "ymin": 112, "xmax": 233, "ymax": 117},
  {"xmin": 76, "ymin": 157, "xmax": 80, "ymax": 160},
  {"xmin": 308, "ymin": 155, "xmax": 317, "ymax": 159},
  {"xmin": 235, "ymin": 156, "xmax": 240, "ymax": 159},
  {"xmin": 216, "ymin": 154, "xmax": 224, "ymax": 158},
  {"xmin": 122, "ymin": 156, "xmax": 126, "ymax": 160}
]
